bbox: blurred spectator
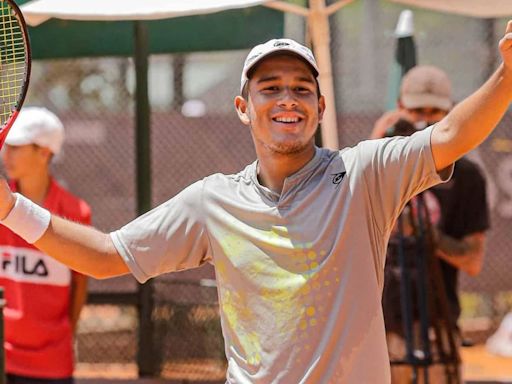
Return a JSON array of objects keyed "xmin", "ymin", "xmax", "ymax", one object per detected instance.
[{"xmin": 0, "ymin": 107, "xmax": 91, "ymax": 384}]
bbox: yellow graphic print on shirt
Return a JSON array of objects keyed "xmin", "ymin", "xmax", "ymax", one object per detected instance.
[{"xmin": 216, "ymin": 225, "xmax": 340, "ymax": 366}]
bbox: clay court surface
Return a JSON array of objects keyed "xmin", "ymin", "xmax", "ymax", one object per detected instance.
[
  {"xmin": 76, "ymin": 359, "xmax": 226, "ymax": 381},
  {"xmin": 74, "ymin": 346, "xmax": 512, "ymax": 383},
  {"xmin": 461, "ymin": 345, "xmax": 512, "ymax": 382}
]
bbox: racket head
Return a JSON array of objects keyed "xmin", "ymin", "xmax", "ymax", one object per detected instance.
[{"xmin": 0, "ymin": 0, "xmax": 31, "ymax": 149}]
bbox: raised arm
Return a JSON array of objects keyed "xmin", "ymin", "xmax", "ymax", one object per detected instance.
[
  {"xmin": 36, "ymin": 215, "xmax": 129, "ymax": 279},
  {"xmin": 431, "ymin": 21, "xmax": 512, "ymax": 171},
  {"xmin": 0, "ymin": 179, "xmax": 129, "ymax": 279}
]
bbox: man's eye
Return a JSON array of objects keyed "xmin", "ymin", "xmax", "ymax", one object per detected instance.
[
  {"xmin": 260, "ymin": 85, "xmax": 279, "ymax": 94},
  {"xmin": 295, "ymin": 87, "xmax": 311, "ymax": 93}
]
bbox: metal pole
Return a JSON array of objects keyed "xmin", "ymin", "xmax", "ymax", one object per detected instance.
[
  {"xmin": 309, "ymin": 0, "xmax": 340, "ymax": 150},
  {"xmin": 171, "ymin": 54, "xmax": 185, "ymax": 111},
  {"xmin": 415, "ymin": 195, "xmax": 432, "ymax": 383},
  {"xmin": 396, "ymin": 214, "xmax": 418, "ymax": 383},
  {"xmin": 134, "ymin": 20, "xmax": 156, "ymax": 376}
]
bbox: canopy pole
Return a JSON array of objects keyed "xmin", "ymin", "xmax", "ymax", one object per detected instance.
[
  {"xmin": 309, "ymin": 0, "xmax": 339, "ymax": 150},
  {"xmin": 134, "ymin": 20, "xmax": 156, "ymax": 377},
  {"xmin": 134, "ymin": 28, "xmax": 151, "ymax": 214}
]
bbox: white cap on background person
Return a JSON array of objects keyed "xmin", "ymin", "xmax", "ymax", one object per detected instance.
[
  {"xmin": 240, "ymin": 38, "xmax": 319, "ymax": 93},
  {"xmin": 400, "ymin": 65, "xmax": 452, "ymax": 111},
  {"xmin": 5, "ymin": 107, "xmax": 64, "ymax": 155}
]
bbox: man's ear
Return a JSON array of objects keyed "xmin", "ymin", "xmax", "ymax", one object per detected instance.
[
  {"xmin": 37, "ymin": 146, "xmax": 53, "ymax": 163},
  {"xmin": 318, "ymin": 95, "xmax": 326, "ymax": 124},
  {"xmin": 234, "ymin": 95, "xmax": 250, "ymax": 126}
]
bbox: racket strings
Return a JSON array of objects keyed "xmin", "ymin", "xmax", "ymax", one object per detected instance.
[{"xmin": 0, "ymin": 0, "xmax": 27, "ymax": 125}]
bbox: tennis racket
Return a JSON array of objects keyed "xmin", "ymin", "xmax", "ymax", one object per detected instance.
[{"xmin": 0, "ymin": 0, "xmax": 30, "ymax": 148}]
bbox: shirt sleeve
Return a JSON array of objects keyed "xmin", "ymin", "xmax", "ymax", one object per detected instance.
[
  {"xmin": 110, "ymin": 179, "xmax": 212, "ymax": 283},
  {"xmin": 359, "ymin": 125, "xmax": 453, "ymax": 235}
]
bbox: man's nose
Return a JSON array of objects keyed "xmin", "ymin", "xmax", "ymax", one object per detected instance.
[{"xmin": 278, "ymin": 88, "xmax": 298, "ymax": 109}]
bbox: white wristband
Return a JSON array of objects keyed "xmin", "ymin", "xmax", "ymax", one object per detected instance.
[{"xmin": 1, "ymin": 193, "xmax": 51, "ymax": 244}]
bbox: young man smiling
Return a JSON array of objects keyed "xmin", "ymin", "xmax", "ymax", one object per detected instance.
[
  {"xmin": 0, "ymin": 26, "xmax": 511, "ymax": 382},
  {"xmin": 235, "ymin": 51, "xmax": 325, "ymax": 193}
]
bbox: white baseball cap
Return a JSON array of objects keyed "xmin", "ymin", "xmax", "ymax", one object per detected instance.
[
  {"xmin": 240, "ymin": 38, "xmax": 319, "ymax": 93},
  {"xmin": 5, "ymin": 107, "xmax": 64, "ymax": 155}
]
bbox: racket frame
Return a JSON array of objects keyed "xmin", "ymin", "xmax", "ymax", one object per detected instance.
[{"xmin": 0, "ymin": 0, "xmax": 31, "ymax": 147}]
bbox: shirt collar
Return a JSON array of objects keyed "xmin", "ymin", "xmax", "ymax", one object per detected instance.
[{"xmin": 249, "ymin": 146, "xmax": 324, "ymax": 200}]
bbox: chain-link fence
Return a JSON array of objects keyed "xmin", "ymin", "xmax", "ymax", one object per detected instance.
[{"xmin": 9, "ymin": 0, "xmax": 512, "ymax": 379}]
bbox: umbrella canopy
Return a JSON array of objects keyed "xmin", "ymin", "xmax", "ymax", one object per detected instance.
[
  {"xmin": 21, "ymin": 0, "xmax": 271, "ymax": 25},
  {"xmin": 389, "ymin": 0, "xmax": 512, "ymax": 18},
  {"xmin": 19, "ymin": 0, "xmax": 282, "ymax": 59}
]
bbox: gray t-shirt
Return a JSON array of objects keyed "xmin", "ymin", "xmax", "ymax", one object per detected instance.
[{"xmin": 111, "ymin": 126, "xmax": 450, "ymax": 383}]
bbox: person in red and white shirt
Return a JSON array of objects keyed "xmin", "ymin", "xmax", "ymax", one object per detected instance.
[{"xmin": 0, "ymin": 107, "xmax": 91, "ymax": 384}]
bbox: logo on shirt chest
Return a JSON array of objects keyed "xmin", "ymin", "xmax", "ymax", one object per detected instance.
[{"xmin": 331, "ymin": 171, "xmax": 346, "ymax": 187}]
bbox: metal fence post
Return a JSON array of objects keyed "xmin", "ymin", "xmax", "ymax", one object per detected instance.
[{"xmin": 134, "ymin": 19, "xmax": 157, "ymax": 376}]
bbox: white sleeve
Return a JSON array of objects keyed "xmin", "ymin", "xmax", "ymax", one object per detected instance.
[
  {"xmin": 358, "ymin": 125, "xmax": 453, "ymax": 235},
  {"xmin": 110, "ymin": 179, "xmax": 212, "ymax": 283}
]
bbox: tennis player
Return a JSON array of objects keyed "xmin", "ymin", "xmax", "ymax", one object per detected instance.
[{"xmin": 0, "ymin": 22, "xmax": 511, "ymax": 382}]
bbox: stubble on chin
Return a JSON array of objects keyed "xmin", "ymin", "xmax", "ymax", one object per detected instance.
[
  {"xmin": 250, "ymin": 122, "xmax": 315, "ymax": 156},
  {"xmin": 261, "ymin": 139, "xmax": 309, "ymax": 155}
]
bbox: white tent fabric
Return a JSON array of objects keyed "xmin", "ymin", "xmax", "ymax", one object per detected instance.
[
  {"xmin": 20, "ymin": 0, "xmax": 271, "ymax": 26},
  {"xmin": 390, "ymin": 0, "xmax": 512, "ymax": 18}
]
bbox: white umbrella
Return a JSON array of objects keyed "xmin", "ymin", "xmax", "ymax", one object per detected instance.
[
  {"xmin": 386, "ymin": 9, "xmax": 417, "ymax": 110},
  {"xmin": 21, "ymin": 0, "xmax": 270, "ymax": 25}
]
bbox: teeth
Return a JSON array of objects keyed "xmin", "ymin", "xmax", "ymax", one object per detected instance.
[{"xmin": 275, "ymin": 117, "xmax": 300, "ymax": 123}]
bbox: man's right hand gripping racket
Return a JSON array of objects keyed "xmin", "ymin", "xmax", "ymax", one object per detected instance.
[{"xmin": 0, "ymin": 0, "xmax": 30, "ymax": 148}]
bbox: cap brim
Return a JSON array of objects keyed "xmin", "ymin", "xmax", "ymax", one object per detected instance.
[
  {"xmin": 241, "ymin": 48, "xmax": 319, "ymax": 93},
  {"xmin": 4, "ymin": 131, "xmax": 33, "ymax": 146},
  {"xmin": 247, "ymin": 49, "xmax": 318, "ymax": 78},
  {"xmin": 401, "ymin": 94, "xmax": 452, "ymax": 111}
]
